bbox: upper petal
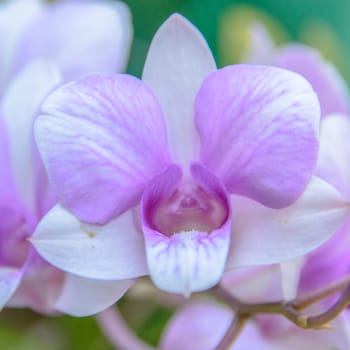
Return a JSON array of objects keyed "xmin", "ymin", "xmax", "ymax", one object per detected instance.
[
  {"xmin": 35, "ymin": 75, "xmax": 171, "ymax": 223},
  {"xmin": 31, "ymin": 204, "xmax": 147, "ymax": 280},
  {"xmin": 142, "ymin": 14, "xmax": 216, "ymax": 167},
  {"xmin": 196, "ymin": 65, "xmax": 320, "ymax": 208},
  {"xmin": 274, "ymin": 44, "xmax": 350, "ymax": 118},
  {"xmin": 14, "ymin": 0, "xmax": 132, "ymax": 80},
  {"xmin": 54, "ymin": 273, "xmax": 133, "ymax": 317},
  {"xmin": 226, "ymin": 176, "xmax": 350, "ymax": 268}
]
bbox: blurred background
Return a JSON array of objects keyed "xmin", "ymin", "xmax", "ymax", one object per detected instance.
[{"xmin": 1, "ymin": 0, "xmax": 350, "ymax": 349}]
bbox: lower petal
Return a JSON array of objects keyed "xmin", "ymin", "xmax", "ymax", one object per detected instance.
[
  {"xmin": 227, "ymin": 176, "xmax": 350, "ymax": 268},
  {"xmin": 54, "ymin": 273, "xmax": 133, "ymax": 317},
  {"xmin": 31, "ymin": 204, "xmax": 147, "ymax": 280}
]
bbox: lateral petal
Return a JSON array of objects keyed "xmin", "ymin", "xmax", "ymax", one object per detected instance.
[
  {"xmin": 54, "ymin": 273, "xmax": 133, "ymax": 317},
  {"xmin": 226, "ymin": 177, "xmax": 350, "ymax": 268},
  {"xmin": 196, "ymin": 65, "xmax": 320, "ymax": 208},
  {"xmin": 35, "ymin": 75, "xmax": 171, "ymax": 223},
  {"xmin": 31, "ymin": 205, "xmax": 147, "ymax": 280}
]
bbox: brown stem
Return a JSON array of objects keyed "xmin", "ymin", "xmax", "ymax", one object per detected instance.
[
  {"xmin": 213, "ymin": 275, "xmax": 350, "ymax": 330},
  {"xmin": 214, "ymin": 315, "xmax": 248, "ymax": 350}
]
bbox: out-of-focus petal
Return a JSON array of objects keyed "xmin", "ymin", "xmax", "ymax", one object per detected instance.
[
  {"xmin": 2, "ymin": 59, "xmax": 61, "ymax": 212},
  {"xmin": 274, "ymin": 44, "xmax": 350, "ymax": 117},
  {"xmin": 0, "ymin": 267, "xmax": 23, "ymax": 309},
  {"xmin": 7, "ymin": 249, "xmax": 64, "ymax": 314},
  {"xmin": 141, "ymin": 165, "xmax": 231, "ymax": 295},
  {"xmin": 221, "ymin": 266, "xmax": 283, "ymax": 302},
  {"xmin": 244, "ymin": 22, "xmax": 277, "ymax": 64},
  {"xmin": 15, "ymin": 0, "xmax": 132, "ymax": 81},
  {"xmin": 142, "ymin": 14, "xmax": 216, "ymax": 167},
  {"xmin": 31, "ymin": 205, "xmax": 147, "ymax": 280},
  {"xmin": 160, "ymin": 300, "xmax": 232, "ymax": 350},
  {"xmin": 316, "ymin": 114, "xmax": 350, "ymax": 199},
  {"xmin": 54, "ymin": 273, "xmax": 133, "ymax": 317},
  {"xmin": 196, "ymin": 65, "xmax": 320, "ymax": 208},
  {"xmin": 226, "ymin": 177, "xmax": 350, "ymax": 268},
  {"xmin": 0, "ymin": 0, "xmax": 42, "ymax": 91},
  {"xmin": 299, "ymin": 215, "xmax": 350, "ymax": 296},
  {"xmin": 35, "ymin": 75, "xmax": 171, "ymax": 223}
]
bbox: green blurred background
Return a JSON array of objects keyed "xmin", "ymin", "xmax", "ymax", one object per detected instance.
[{"xmin": 2, "ymin": 0, "xmax": 350, "ymax": 349}]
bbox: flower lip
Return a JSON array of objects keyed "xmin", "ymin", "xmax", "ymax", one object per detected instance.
[{"xmin": 152, "ymin": 183, "xmax": 228, "ymax": 236}]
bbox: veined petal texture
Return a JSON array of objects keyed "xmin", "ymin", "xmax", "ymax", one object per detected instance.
[
  {"xmin": 35, "ymin": 75, "xmax": 171, "ymax": 223},
  {"xmin": 196, "ymin": 65, "xmax": 320, "ymax": 208}
]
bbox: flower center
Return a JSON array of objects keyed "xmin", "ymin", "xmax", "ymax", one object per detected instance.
[{"xmin": 152, "ymin": 184, "xmax": 227, "ymax": 236}]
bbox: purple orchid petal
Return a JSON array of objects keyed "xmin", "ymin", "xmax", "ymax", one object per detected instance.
[
  {"xmin": 196, "ymin": 65, "xmax": 320, "ymax": 208},
  {"xmin": 31, "ymin": 204, "xmax": 147, "ymax": 280},
  {"xmin": 0, "ymin": 266, "xmax": 24, "ymax": 310},
  {"xmin": 226, "ymin": 176, "xmax": 349, "ymax": 268},
  {"xmin": 141, "ymin": 164, "xmax": 231, "ymax": 295},
  {"xmin": 299, "ymin": 215, "xmax": 350, "ymax": 297},
  {"xmin": 2, "ymin": 59, "xmax": 61, "ymax": 212},
  {"xmin": 274, "ymin": 44, "xmax": 350, "ymax": 118},
  {"xmin": 316, "ymin": 114, "xmax": 350, "ymax": 199},
  {"xmin": 54, "ymin": 273, "xmax": 133, "ymax": 317},
  {"xmin": 0, "ymin": 0, "xmax": 42, "ymax": 91},
  {"xmin": 142, "ymin": 14, "xmax": 216, "ymax": 166},
  {"xmin": 160, "ymin": 300, "xmax": 233, "ymax": 350},
  {"xmin": 35, "ymin": 75, "xmax": 171, "ymax": 223},
  {"xmin": 15, "ymin": 0, "xmax": 132, "ymax": 82}
]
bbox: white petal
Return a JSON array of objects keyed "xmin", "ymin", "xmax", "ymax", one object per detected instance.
[
  {"xmin": 31, "ymin": 204, "xmax": 147, "ymax": 280},
  {"xmin": 0, "ymin": 266, "xmax": 23, "ymax": 309},
  {"xmin": 279, "ymin": 257, "xmax": 305, "ymax": 300},
  {"xmin": 2, "ymin": 59, "xmax": 61, "ymax": 211},
  {"xmin": 227, "ymin": 176, "xmax": 350, "ymax": 268},
  {"xmin": 54, "ymin": 273, "xmax": 133, "ymax": 317},
  {"xmin": 142, "ymin": 14, "xmax": 216, "ymax": 167},
  {"xmin": 144, "ymin": 226, "xmax": 231, "ymax": 296}
]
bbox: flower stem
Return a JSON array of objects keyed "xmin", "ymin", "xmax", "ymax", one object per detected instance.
[
  {"xmin": 96, "ymin": 306, "xmax": 155, "ymax": 350},
  {"xmin": 214, "ymin": 314, "xmax": 248, "ymax": 350},
  {"xmin": 213, "ymin": 274, "xmax": 350, "ymax": 330}
]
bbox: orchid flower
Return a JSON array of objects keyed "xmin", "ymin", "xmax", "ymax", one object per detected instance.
[
  {"xmin": 159, "ymin": 113, "xmax": 350, "ymax": 349},
  {"xmin": 32, "ymin": 14, "xmax": 347, "ymax": 303},
  {"xmin": 0, "ymin": 0, "xmax": 133, "ymax": 315},
  {"xmin": 240, "ymin": 21, "xmax": 350, "ymax": 117}
]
